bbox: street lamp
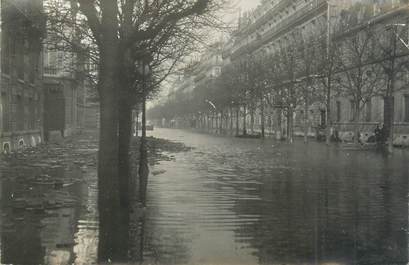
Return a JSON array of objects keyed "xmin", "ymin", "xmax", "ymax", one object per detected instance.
[
  {"xmin": 136, "ymin": 60, "xmax": 151, "ymax": 138},
  {"xmin": 205, "ymin": 99, "xmax": 217, "ymax": 110},
  {"xmin": 324, "ymin": 0, "xmax": 340, "ymax": 144},
  {"xmin": 205, "ymin": 99, "xmax": 218, "ymax": 132},
  {"xmin": 136, "ymin": 57, "xmax": 152, "ymax": 207}
]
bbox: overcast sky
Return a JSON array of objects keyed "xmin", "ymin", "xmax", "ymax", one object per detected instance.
[
  {"xmin": 224, "ymin": 0, "xmax": 261, "ymax": 23},
  {"xmin": 237, "ymin": 0, "xmax": 260, "ymax": 11},
  {"xmin": 149, "ymin": 0, "xmax": 261, "ymax": 107}
]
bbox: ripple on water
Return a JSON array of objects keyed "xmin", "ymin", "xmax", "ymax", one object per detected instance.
[{"xmin": 142, "ymin": 129, "xmax": 409, "ymax": 265}]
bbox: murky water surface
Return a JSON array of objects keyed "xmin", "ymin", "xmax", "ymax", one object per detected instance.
[{"xmin": 1, "ymin": 128, "xmax": 408, "ymax": 265}]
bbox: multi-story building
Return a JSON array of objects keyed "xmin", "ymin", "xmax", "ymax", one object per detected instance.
[
  {"xmin": 226, "ymin": 0, "xmax": 409, "ymax": 143},
  {"xmin": 42, "ymin": 44, "xmax": 87, "ymax": 140},
  {"xmin": 160, "ymin": 42, "xmax": 224, "ymax": 128},
  {"xmin": 330, "ymin": 0, "xmax": 409, "ymax": 143},
  {"xmin": 42, "ymin": 0, "xmax": 88, "ymax": 139},
  {"xmin": 0, "ymin": 0, "xmax": 45, "ymax": 152}
]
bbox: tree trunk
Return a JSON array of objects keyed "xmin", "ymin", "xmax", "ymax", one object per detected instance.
[
  {"xmin": 354, "ymin": 101, "xmax": 360, "ymax": 144},
  {"xmin": 287, "ymin": 108, "xmax": 294, "ymax": 143},
  {"xmin": 135, "ymin": 110, "xmax": 139, "ymax": 137},
  {"xmin": 219, "ymin": 111, "xmax": 223, "ymax": 134},
  {"xmin": 261, "ymin": 98, "xmax": 265, "ymax": 138},
  {"xmin": 95, "ymin": 14, "xmax": 131, "ymax": 257},
  {"xmin": 384, "ymin": 29, "xmax": 397, "ymax": 153},
  {"xmin": 384, "ymin": 95, "xmax": 394, "ymax": 152},
  {"xmin": 98, "ymin": 77, "xmax": 129, "ymax": 262},
  {"xmin": 250, "ymin": 107, "xmax": 254, "ymax": 134},
  {"xmin": 304, "ymin": 98, "xmax": 309, "ymax": 144},
  {"xmin": 230, "ymin": 107, "xmax": 234, "ymax": 135},
  {"xmin": 326, "ymin": 76, "xmax": 332, "ymax": 145},
  {"xmin": 236, "ymin": 107, "xmax": 240, "ymax": 136},
  {"xmin": 276, "ymin": 109, "xmax": 282, "ymax": 140},
  {"xmin": 243, "ymin": 105, "xmax": 247, "ymax": 135},
  {"xmin": 139, "ymin": 96, "xmax": 149, "ymax": 206},
  {"xmin": 215, "ymin": 113, "xmax": 218, "ymax": 133}
]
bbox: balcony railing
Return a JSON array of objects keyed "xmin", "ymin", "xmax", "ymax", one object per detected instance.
[
  {"xmin": 238, "ymin": 0, "xmax": 293, "ymax": 36},
  {"xmin": 232, "ymin": 0, "xmax": 327, "ymax": 59},
  {"xmin": 44, "ymin": 66, "xmax": 58, "ymax": 76},
  {"xmin": 44, "ymin": 66, "xmax": 76, "ymax": 78}
]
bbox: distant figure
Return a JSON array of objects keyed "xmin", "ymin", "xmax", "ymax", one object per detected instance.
[
  {"xmin": 357, "ymin": 131, "xmax": 364, "ymax": 145},
  {"xmin": 331, "ymin": 128, "xmax": 341, "ymax": 142},
  {"xmin": 373, "ymin": 124, "xmax": 381, "ymax": 143},
  {"xmin": 379, "ymin": 124, "xmax": 387, "ymax": 144}
]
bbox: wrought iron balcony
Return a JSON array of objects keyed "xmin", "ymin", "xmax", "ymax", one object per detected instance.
[
  {"xmin": 232, "ymin": 0, "xmax": 327, "ymax": 59},
  {"xmin": 44, "ymin": 67, "xmax": 58, "ymax": 76}
]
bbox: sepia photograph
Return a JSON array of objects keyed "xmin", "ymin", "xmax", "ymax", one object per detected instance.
[{"xmin": 0, "ymin": 0, "xmax": 408, "ymax": 264}]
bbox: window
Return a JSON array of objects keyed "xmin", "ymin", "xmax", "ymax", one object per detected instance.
[
  {"xmin": 16, "ymin": 37, "xmax": 25, "ymax": 80},
  {"xmin": 1, "ymin": 93, "xmax": 10, "ymax": 132},
  {"xmin": 405, "ymin": 95, "xmax": 409, "ymax": 122},
  {"xmin": 29, "ymin": 98, "xmax": 35, "ymax": 129},
  {"xmin": 320, "ymin": 110, "xmax": 326, "ymax": 127},
  {"xmin": 350, "ymin": 100, "xmax": 355, "ymax": 121},
  {"xmin": 365, "ymin": 99, "xmax": 372, "ymax": 122},
  {"xmin": 383, "ymin": 96, "xmax": 394, "ymax": 123},
  {"xmin": 29, "ymin": 51, "xmax": 37, "ymax": 83},
  {"xmin": 1, "ymin": 30, "xmax": 11, "ymax": 74},
  {"xmin": 16, "ymin": 95, "xmax": 24, "ymax": 131},
  {"xmin": 336, "ymin": 101, "xmax": 341, "ymax": 122}
]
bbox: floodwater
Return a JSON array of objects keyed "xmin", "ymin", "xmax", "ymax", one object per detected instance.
[
  {"xmin": 0, "ymin": 128, "xmax": 408, "ymax": 265},
  {"xmin": 0, "ymin": 140, "xmax": 99, "ymax": 265},
  {"xmin": 143, "ymin": 129, "xmax": 409, "ymax": 265}
]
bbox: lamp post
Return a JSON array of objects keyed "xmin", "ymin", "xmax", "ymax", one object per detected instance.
[
  {"xmin": 137, "ymin": 58, "xmax": 151, "ymax": 207},
  {"xmin": 325, "ymin": 0, "xmax": 338, "ymax": 144},
  {"xmin": 140, "ymin": 62, "xmax": 151, "ymax": 139},
  {"xmin": 205, "ymin": 99, "xmax": 217, "ymax": 132},
  {"xmin": 383, "ymin": 23, "xmax": 404, "ymax": 153}
]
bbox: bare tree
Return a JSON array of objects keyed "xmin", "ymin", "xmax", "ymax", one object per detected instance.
[
  {"xmin": 315, "ymin": 23, "xmax": 340, "ymax": 144},
  {"xmin": 336, "ymin": 26, "xmax": 383, "ymax": 144},
  {"xmin": 373, "ymin": 23, "xmax": 409, "ymax": 152},
  {"xmin": 44, "ymin": 0, "xmax": 226, "ymax": 262},
  {"xmin": 293, "ymin": 29, "xmax": 320, "ymax": 143},
  {"xmin": 277, "ymin": 38, "xmax": 299, "ymax": 143}
]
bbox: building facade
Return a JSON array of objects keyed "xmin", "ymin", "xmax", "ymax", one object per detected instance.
[
  {"xmin": 226, "ymin": 0, "xmax": 409, "ymax": 143},
  {"xmin": 0, "ymin": 0, "xmax": 45, "ymax": 152},
  {"xmin": 160, "ymin": 42, "xmax": 224, "ymax": 128},
  {"xmin": 42, "ymin": 46, "xmax": 87, "ymax": 140},
  {"xmin": 150, "ymin": 1, "xmax": 409, "ymax": 146}
]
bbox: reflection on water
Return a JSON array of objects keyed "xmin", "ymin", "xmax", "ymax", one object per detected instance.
[
  {"xmin": 142, "ymin": 129, "xmax": 409, "ymax": 265},
  {"xmin": 0, "ymin": 128, "xmax": 408, "ymax": 265},
  {"xmin": 0, "ymin": 159, "xmax": 98, "ymax": 265}
]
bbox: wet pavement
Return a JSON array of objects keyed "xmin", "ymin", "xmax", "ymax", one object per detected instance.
[
  {"xmin": 0, "ymin": 128, "xmax": 408, "ymax": 265},
  {"xmin": 0, "ymin": 134, "xmax": 99, "ymax": 265}
]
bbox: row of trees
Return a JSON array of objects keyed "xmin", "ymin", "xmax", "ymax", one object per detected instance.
[{"xmin": 150, "ymin": 5, "xmax": 409, "ymax": 150}]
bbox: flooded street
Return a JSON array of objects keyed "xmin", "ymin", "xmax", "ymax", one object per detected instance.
[
  {"xmin": 0, "ymin": 136, "xmax": 99, "ymax": 265},
  {"xmin": 143, "ymin": 128, "xmax": 409, "ymax": 265},
  {"xmin": 0, "ymin": 128, "xmax": 408, "ymax": 265}
]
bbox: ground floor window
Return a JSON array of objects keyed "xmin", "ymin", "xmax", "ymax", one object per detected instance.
[
  {"xmin": 1, "ymin": 93, "xmax": 10, "ymax": 132},
  {"xmin": 349, "ymin": 100, "xmax": 355, "ymax": 121},
  {"xmin": 16, "ymin": 95, "xmax": 24, "ymax": 131},
  {"xmin": 320, "ymin": 110, "xmax": 326, "ymax": 127},
  {"xmin": 336, "ymin": 101, "xmax": 341, "ymax": 122},
  {"xmin": 365, "ymin": 99, "xmax": 372, "ymax": 122},
  {"xmin": 405, "ymin": 95, "xmax": 409, "ymax": 122}
]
